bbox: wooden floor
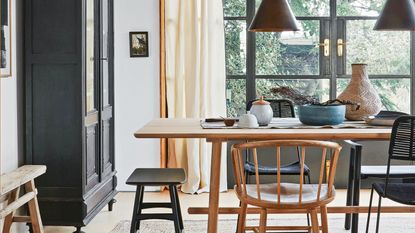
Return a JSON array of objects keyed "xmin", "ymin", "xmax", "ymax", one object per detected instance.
[{"xmin": 43, "ymin": 189, "xmax": 405, "ymax": 233}]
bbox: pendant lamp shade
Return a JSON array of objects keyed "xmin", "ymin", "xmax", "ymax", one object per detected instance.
[
  {"xmin": 249, "ymin": 0, "xmax": 299, "ymax": 32},
  {"xmin": 374, "ymin": 0, "xmax": 415, "ymax": 31}
]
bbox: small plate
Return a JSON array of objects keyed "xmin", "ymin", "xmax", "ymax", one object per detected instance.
[{"xmin": 364, "ymin": 111, "xmax": 409, "ymax": 126}]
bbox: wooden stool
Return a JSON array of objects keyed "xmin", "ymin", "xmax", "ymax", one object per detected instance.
[
  {"xmin": 126, "ymin": 168, "xmax": 186, "ymax": 233},
  {"xmin": 0, "ymin": 165, "xmax": 47, "ymax": 233}
]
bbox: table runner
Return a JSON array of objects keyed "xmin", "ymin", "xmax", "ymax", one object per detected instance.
[{"xmin": 201, "ymin": 118, "xmax": 389, "ymax": 129}]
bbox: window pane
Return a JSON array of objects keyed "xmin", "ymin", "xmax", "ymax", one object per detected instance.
[
  {"xmin": 256, "ymin": 20, "xmax": 320, "ymax": 75},
  {"xmin": 255, "ymin": 0, "xmax": 330, "ymax": 16},
  {"xmin": 337, "ymin": 0, "xmax": 386, "ymax": 16},
  {"xmin": 224, "ymin": 0, "xmax": 246, "ymax": 17},
  {"xmin": 225, "ymin": 20, "xmax": 246, "ymax": 75},
  {"xmin": 256, "ymin": 79, "xmax": 330, "ymax": 103},
  {"xmin": 227, "ymin": 79, "xmax": 247, "ymax": 117},
  {"xmin": 345, "ymin": 20, "xmax": 410, "ymax": 75},
  {"xmin": 337, "ymin": 79, "xmax": 411, "ymax": 113}
]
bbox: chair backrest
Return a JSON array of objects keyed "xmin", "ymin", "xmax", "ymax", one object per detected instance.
[
  {"xmin": 247, "ymin": 99, "xmax": 295, "ymax": 118},
  {"xmin": 389, "ymin": 116, "xmax": 415, "ymax": 161},
  {"xmin": 232, "ymin": 140, "xmax": 342, "ymax": 206}
]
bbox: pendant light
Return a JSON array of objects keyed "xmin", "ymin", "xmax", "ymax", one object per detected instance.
[
  {"xmin": 374, "ymin": 0, "xmax": 415, "ymax": 31},
  {"xmin": 249, "ymin": 0, "xmax": 299, "ymax": 32}
]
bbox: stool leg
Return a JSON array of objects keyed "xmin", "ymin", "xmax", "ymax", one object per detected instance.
[
  {"xmin": 130, "ymin": 185, "xmax": 143, "ymax": 233},
  {"xmin": 169, "ymin": 185, "xmax": 181, "ymax": 233},
  {"xmin": 173, "ymin": 186, "xmax": 184, "ymax": 230},
  {"xmin": 136, "ymin": 186, "xmax": 145, "ymax": 231},
  {"xmin": 25, "ymin": 180, "xmax": 44, "ymax": 233}
]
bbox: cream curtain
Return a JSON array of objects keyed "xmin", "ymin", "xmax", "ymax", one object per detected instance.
[{"xmin": 165, "ymin": 0, "xmax": 227, "ymax": 194}]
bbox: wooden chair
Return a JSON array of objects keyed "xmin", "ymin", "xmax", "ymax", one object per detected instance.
[
  {"xmin": 231, "ymin": 140, "xmax": 342, "ymax": 233},
  {"xmin": 0, "ymin": 165, "xmax": 47, "ymax": 233}
]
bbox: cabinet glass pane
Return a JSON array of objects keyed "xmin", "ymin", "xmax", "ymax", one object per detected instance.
[
  {"xmin": 256, "ymin": 20, "xmax": 320, "ymax": 75},
  {"xmin": 224, "ymin": 0, "xmax": 246, "ymax": 17},
  {"xmin": 337, "ymin": 0, "xmax": 385, "ymax": 16},
  {"xmin": 345, "ymin": 20, "xmax": 410, "ymax": 75},
  {"xmin": 337, "ymin": 78, "xmax": 410, "ymax": 113},
  {"xmin": 86, "ymin": 0, "xmax": 95, "ymax": 111},
  {"xmin": 102, "ymin": 0, "xmax": 110, "ymax": 106},
  {"xmin": 226, "ymin": 79, "xmax": 246, "ymax": 117},
  {"xmin": 225, "ymin": 20, "xmax": 246, "ymax": 75},
  {"xmin": 256, "ymin": 79, "xmax": 330, "ymax": 103},
  {"xmin": 255, "ymin": 0, "xmax": 329, "ymax": 16}
]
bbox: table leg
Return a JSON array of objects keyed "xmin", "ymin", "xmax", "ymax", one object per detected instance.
[
  {"xmin": 207, "ymin": 139, "xmax": 223, "ymax": 233},
  {"xmin": 345, "ymin": 147, "xmax": 355, "ymax": 230},
  {"xmin": 351, "ymin": 144, "xmax": 363, "ymax": 233}
]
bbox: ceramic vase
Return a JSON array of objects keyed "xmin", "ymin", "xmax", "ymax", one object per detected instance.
[{"xmin": 338, "ymin": 64, "xmax": 382, "ymax": 120}]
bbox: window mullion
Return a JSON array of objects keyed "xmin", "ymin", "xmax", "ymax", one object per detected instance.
[{"xmin": 246, "ymin": 0, "xmax": 256, "ymax": 103}]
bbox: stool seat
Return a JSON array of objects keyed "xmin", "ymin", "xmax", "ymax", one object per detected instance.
[{"xmin": 126, "ymin": 168, "xmax": 186, "ymax": 186}]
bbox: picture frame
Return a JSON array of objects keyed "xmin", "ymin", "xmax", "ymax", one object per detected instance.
[
  {"xmin": 0, "ymin": 0, "xmax": 11, "ymax": 77},
  {"xmin": 129, "ymin": 31, "xmax": 149, "ymax": 57}
]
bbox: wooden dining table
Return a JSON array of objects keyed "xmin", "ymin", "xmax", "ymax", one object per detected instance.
[{"xmin": 133, "ymin": 118, "xmax": 411, "ymax": 233}]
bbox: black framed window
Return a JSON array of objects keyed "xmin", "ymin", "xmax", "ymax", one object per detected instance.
[{"xmin": 224, "ymin": 0, "xmax": 414, "ymax": 117}]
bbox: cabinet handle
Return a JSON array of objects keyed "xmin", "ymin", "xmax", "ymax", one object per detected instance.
[
  {"xmin": 316, "ymin": 39, "xmax": 330, "ymax": 57},
  {"xmin": 101, "ymin": 57, "xmax": 108, "ymax": 61}
]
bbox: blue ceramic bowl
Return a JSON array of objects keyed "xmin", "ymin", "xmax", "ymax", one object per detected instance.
[{"xmin": 298, "ymin": 104, "xmax": 346, "ymax": 126}]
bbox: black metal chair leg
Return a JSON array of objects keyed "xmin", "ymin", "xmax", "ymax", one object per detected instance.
[
  {"xmin": 306, "ymin": 173, "xmax": 311, "ymax": 228},
  {"xmin": 366, "ymin": 186, "xmax": 375, "ymax": 233},
  {"xmin": 130, "ymin": 185, "xmax": 143, "ymax": 233},
  {"xmin": 173, "ymin": 186, "xmax": 184, "ymax": 230},
  {"xmin": 136, "ymin": 186, "xmax": 145, "ymax": 231},
  {"xmin": 345, "ymin": 147, "xmax": 355, "ymax": 230},
  {"xmin": 375, "ymin": 195, "xmax": 382, "ymax": 233},
  {"xmin": 169, "ymin": 185, "xmax": 182, "ymax": 233}
]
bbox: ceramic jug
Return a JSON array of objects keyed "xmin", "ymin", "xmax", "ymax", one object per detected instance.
[{"xmin": 249, "ymin": 96, "xmax": 273, "ymax": 126}]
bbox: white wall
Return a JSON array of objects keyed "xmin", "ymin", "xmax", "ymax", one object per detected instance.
[
  {"xmin": 1, "ymin": 0, "xmax": 20, "ymax": 174},
  {"xmin": 114, "ymin": 0, "xmax": 160, "ymax": 191}
]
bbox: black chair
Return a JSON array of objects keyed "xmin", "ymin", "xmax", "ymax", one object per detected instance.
[
  {"xmin": 126, "ymin": 168, "xmax": 186, "ymax": 233},
  {"xmin": 344, "ymin": 112, "xmax": 415, "ymax": 231},
  {"xmin": 365, "ymin": 116, "xmax": 415, "ymax": 233},
  {"xmin": 245, "ymin": 99, "xmax": 311, "ymax": 184}
]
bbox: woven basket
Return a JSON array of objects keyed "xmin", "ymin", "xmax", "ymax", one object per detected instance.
[{"xmin": 338, "ymin": 64, "xmax": 382, "ymax": 120}]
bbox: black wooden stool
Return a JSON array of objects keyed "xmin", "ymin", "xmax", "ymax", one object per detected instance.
[{"xmin": 126, "ymin": 168, "xmax": 186, "ymax": 233}]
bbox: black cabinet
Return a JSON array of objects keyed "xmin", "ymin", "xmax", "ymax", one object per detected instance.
[{"xmin": 24, "ymin": 0, "xmax": 116, "ymax": 231}]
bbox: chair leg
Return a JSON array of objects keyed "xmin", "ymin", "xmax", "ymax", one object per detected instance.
[
  {"xmin": 236, "ymin": 201, "xmax": 247, "ymax": 233},
  {"xmin": 375, "ymin": 194, "xmax": 383, "ymax": 233},
  {"xmin": 130, "ymin": 185, "xmax": 143, "ymax": 233},
  {"xmin": 306, "ymin": 173, "xmax": 311, "ymax": 228},
  {"xmin": 173, "ymin": 186, "xmax": 184, "ymax": 230},
  {"xmin": 365, "ymin": 186, "xmax": 375, "ymax": 233},
  {"xmin": 310, "ymin": 208, "xmax": 319, "ymax": 233},
  {"xmin": 320, "ymin": 205, "xmax": 329, "ymax": 233},
  {"xmin": 259, "ymin": 208, "xmax": 267, "ymax": 233},
  {"xmin": 169, "ymin": 185, "xmax": 182, "ymax": 233},
  {"xmin": 136, "ymin": 186, "xmax": 145, "ymax": 231}
]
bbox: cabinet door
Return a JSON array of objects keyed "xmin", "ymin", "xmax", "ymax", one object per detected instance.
[
  {"xmin": 85, "ymin": 0, "xmax": 100, "ymax": 192},
  {"xmin": 100, "ymin": 0, "xmax": 114, "ymax": 178}
]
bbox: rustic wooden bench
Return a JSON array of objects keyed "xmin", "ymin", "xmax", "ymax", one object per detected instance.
[{"xmin": 0, "ymin": 165, "xmax": 47, "ymax": 233}]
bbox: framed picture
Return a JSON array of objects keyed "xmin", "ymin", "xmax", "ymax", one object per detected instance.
[
  {"xmin": 129, "ymin": 31, "xmax": 149, "ymax": 57},
  {"xmin": 0, "ymin": 0, "xmax": 11, "ymax": 77}
]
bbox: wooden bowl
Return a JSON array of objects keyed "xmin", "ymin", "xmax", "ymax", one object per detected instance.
[{"xmin": 224, "ymin": 119, "xmax": 236, "ymax": 127}]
